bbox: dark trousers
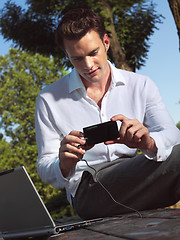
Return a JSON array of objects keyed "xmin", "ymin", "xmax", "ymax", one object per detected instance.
[{"xmin": 72, "ymin": 144, "xmax": 180, "ymax": 219}]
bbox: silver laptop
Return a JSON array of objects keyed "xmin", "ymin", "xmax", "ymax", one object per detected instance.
[{"xmin": 0, "ymin": 166, "xmax": 102, "ymax": 239}]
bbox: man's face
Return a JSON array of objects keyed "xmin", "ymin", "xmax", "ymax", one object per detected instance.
[{"xmin": 64, "ymin": 30, "xmax": 110, "ymax": 84}]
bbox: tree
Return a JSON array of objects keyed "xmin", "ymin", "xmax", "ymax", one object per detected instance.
[
  {"xmin": 167, "ymin": 0, "xmax": 180, "ymax": 105},
  {"xmin": 168, "ymin": 0, "xmax": 180, "ymax": 50},
  {"xmin": 0, "ymin": 0, "xmax": 163, "ymax": 71},
  {"xmin": 0, "ymin": 48, "xmax": 75, "ymax": 218}
]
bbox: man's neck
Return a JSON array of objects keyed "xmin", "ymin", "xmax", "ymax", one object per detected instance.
[{"xmin": 82, "ymin": 69, "xmax": 111, "ymax": 108}]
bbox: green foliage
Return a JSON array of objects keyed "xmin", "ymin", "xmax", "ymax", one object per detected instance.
[
  {"xmin": 0, "ymin": 139, "xmax": 19, "ymax": 170},
  {"xmin": 45, "ymin": 190, "xmax": 77, "ymax": 219},
  {"xmin": 0, "ymin": 0, "xmax": 163, "ymax": 71},
  {"xmin": 0, "ymin": 48, "xmax": 73, "ymax": 219},
  {"xmin": 177, "ymin": 121, "xmax": 180, "ymax": 130},
  {"xmin": 111, "ymin": 2, "xmax": 163, "ymax": 70}
]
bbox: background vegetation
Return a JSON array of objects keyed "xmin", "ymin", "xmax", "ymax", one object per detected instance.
[
  {"xmin": 0, "ymin": 0, "xmax": 163, "ymax": 71},
  {"xmin": 0, "ymin": 48, "xmax": 77, "ymax": 218},
  {"xmin": 0, "ymin": 0, "xmax": 179, "ymax": 218}
]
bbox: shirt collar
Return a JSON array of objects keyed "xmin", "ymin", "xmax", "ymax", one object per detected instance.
[
  {"xmin": 68, "ymin": 68, "xmax": 85, "ymax": 93},
  {"xmin": 108, "ymin": 61, "xmax": 126, "ymax": 87},
  {"xmin": 68, "ymin": 61, "xmax": 126, "ymax": 93}
]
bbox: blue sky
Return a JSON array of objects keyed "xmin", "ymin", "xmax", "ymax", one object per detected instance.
[
  {"xmin": 0, "ymin": 0, "xmax": 180, "ymax": 124},
  {"xmin": 137, "ymin": 1, "xmax": 180, "ymax": 124}
]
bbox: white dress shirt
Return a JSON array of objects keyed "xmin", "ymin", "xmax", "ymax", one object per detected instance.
[{"xmin": 35, "ymin": 61, "xmax": 180, "ymax": 203}]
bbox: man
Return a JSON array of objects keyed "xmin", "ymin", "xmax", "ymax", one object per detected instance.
[{"xmin": 35, "ymin": 8, "xmax": 180, "ymax": 219}]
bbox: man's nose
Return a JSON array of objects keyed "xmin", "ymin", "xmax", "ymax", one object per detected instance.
[{"xmin": 84, "ymin": 56, "xmax": 93, "ymax": 70}]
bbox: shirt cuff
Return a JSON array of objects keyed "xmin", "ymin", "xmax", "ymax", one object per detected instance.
[
  {"xmin": 142, "ymin": 133, "xmax": 173, "ymax": 162},
  {"xmin": 53, "ymin": 157, "xmax": 70, "ymax": 188},
  {"xmin": 141, "ymin": 149, "xmax": 157, "ymax": 160}
]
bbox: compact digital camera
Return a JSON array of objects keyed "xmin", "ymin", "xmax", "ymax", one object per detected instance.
[{"xmin": 83, "ymin": 121, "xmax": 119, "ymax": 146}]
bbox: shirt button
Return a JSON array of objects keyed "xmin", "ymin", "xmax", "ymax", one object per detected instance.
[{"xmin": 101, "ymin": 113, "xmax": 104, "ymax": 117}]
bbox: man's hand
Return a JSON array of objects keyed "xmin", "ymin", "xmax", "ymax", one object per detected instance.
[
  {"xmin": 59, "ymin": 130, "xmax": 93, "ymax": 178},
  {"xmin": 105, "ymin": 114, "xmax": 157, "ymax": 153},
  {"xmin": 59, "ymin": 131, "xmax": 86, "ymax": 178}
]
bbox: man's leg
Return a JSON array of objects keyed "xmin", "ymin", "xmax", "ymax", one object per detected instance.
[{"xmin": 72, "ymin": 144, "xmax": 180, "ymax": 219}]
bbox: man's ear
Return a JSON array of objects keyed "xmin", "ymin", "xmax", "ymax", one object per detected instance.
[{"xmin": 103, "ymin": 33, "xmax": 110, "ymax": 52}]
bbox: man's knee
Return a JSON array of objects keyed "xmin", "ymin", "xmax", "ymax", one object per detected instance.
[{"xmin": 160, "ymin": 144, "xmax": 180, "ymax": 173}]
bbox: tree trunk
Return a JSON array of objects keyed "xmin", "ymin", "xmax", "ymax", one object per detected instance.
[
  {"xmin": 168, "ymin": 0, "xmax": 180, "ymax": 50},
  {"xmin": 102, "ymin": 0, "xmax": 133, "ymax": 71}
]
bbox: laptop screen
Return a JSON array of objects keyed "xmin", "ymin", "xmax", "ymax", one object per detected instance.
[{"xmin": 0, "ymin": 166, "xmax": 55, "ymax": 237}]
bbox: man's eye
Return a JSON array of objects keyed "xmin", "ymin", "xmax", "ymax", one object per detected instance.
[
  {"xmin": 91, "ymin": 51, "xmax": 98, "ymax": 56},
  {"xmin": 73, "ymin": 58, "xmax": 83, "ymax": 61}
]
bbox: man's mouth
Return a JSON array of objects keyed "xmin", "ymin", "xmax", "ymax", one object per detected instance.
[{"xmin": 86, "ymin": 68, "xmax": 99, "ymax": 76}]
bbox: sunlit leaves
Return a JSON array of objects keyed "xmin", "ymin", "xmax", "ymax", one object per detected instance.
[{"xmin": 0, "ymin": 48, "xmax": 70, "ymax": 218}]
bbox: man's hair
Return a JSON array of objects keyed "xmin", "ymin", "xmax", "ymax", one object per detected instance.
[{"xmin": 55, "ymin": 8, "xmax": 106, "ymax": 51}]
